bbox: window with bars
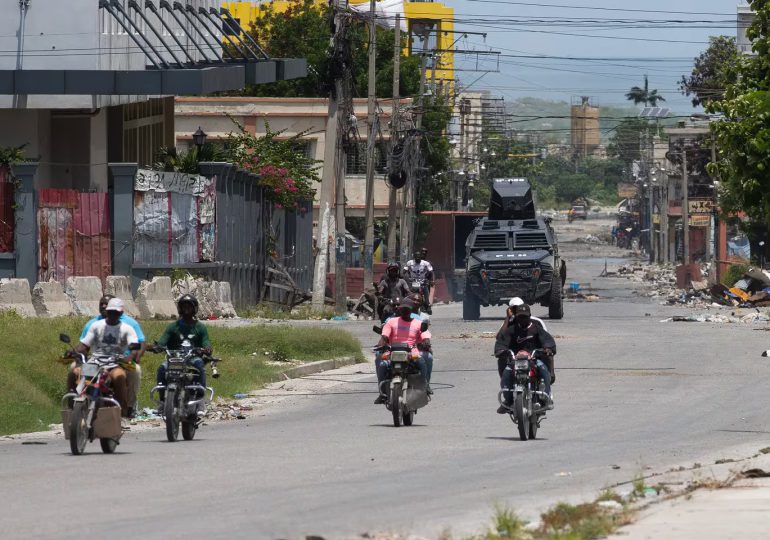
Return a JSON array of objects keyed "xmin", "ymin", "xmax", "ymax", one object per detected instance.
[{"xmin": 346, "ymin": 142, "xmax": 387, "ymax": 175}]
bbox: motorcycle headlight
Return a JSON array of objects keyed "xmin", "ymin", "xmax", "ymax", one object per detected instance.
[
  {"xmin": 532, "ymin": 267, "xmax": 542, "ymax": 279},
  {"xmin": 515, "ymin": 359, "xmax": 530, "ymax": 370}
]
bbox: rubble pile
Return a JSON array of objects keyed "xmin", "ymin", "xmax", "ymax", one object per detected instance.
[{"xmin": 607, "ymin": 262, "xmax": 770, "ymax": 323}]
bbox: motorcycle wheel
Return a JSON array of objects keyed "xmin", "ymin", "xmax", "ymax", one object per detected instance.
[
  {"xmin": 514, "ymin": 393, "xmax": 530, "ymax": 441},
  {"xmin": 100, "ymin": 438, "xmax": 118, "ymax": 453},
  {"xmin": 529, "ymin": 411, "xmax": 539, "ymax": 440},
  {"xmin": 391, "ymin": 382, "xmax": 402, "ymax": 427},
  {"xmin": 69, "ymin": 401, "xmax": 89, "ymax": 455},
  {"xmin": 403, "ymin": 410, "xmax": 414, "ymax": 426},
  {"xmin": 164, "ymin": 388, "xmax": 180, "ymax": 442},
  {"xmin": 182, "ymin": 420, "xmax": 197, "ymax": 441}
]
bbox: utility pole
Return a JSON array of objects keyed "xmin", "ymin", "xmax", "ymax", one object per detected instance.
[
  {"xmin": 386, "ymin": 14, "xmax": 400, "ymax": 262},
  {"xmin": 312, "ymin": 0, "xmax": 346, "ymax": 311},
  {"xmin": 682, "ymin": 146, "xmax": 690, "ymax": 265},
  {"xmin": 400, "ymin": 50, "xmax": 427, "ymax": 263},
  {"xmin": 362, "ymin": 0, "xmax": 377, "ymax": 289}
]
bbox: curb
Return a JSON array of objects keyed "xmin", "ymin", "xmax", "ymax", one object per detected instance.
[{"xmin": 279, "ymin": 356, "xmax": 359, "ymax": 380}]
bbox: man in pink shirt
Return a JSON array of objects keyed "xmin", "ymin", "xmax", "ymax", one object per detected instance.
[{"xmin": 374, "ymin": 298, "xmax": 432, "ymax": 404}]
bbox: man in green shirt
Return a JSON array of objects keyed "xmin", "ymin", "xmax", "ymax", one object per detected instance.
[{"xmin": 154, "ymin": 295, "xmax": 212, "ymax": 401}]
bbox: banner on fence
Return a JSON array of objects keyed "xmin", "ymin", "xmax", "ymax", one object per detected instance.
[
  {"xmin": 135, "ymin": 169, "xmax": 213, "ymax": 197},
  {"xmin": 133, "ymin": 171, "xmax": 217, "ymax": 265}
]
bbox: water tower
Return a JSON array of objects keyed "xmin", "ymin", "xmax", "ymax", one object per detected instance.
[{"xmin": 571, "ymin": 96, "xmax": 600, "ymax": 158}]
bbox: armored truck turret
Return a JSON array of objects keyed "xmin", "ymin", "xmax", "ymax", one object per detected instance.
[{"xmin": 462, "ymin": 178, "xmax": 565, "ymax": 320}]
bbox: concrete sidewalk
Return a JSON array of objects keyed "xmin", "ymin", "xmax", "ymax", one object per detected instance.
[{"xmin": 610, "ymin": 451, "xmax": 770, "ymax": 540}]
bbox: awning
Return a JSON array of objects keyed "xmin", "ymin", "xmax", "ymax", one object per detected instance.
[{"xmin": 0, "ymin": 59, "xmax": 306, "ymax": 96}]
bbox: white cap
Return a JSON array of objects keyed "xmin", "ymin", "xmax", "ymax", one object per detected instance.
[
  {"xmin": 106, "ymin": 298, "xmax": 125, "ymax": 312},
  {"xmin": 508, "ymin": 297, "xmax": 524, "ymax": 307}
]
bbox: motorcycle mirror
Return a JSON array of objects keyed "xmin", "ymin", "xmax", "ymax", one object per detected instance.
[
  {"xmin": 372, "ymin": 325, "xmax": 382, "ymax": 335},
  {"xmin": 59, "ymin": 333, "xmax": 71, "ymax": 344},
  {"xmin": 128, "ymin": 343, "xmax": 141, "ymax": 351}
]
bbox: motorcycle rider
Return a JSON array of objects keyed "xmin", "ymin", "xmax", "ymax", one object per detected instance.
[
  {"xmin": 373, "ymin": 298, "xmax": 432, "ymax": 404},
  {"xmin": 404, "ymin": 250, "xmax": 434, "ymax": 314},
  {"xmin": 377, "ymin": 262, "xmax": 410, "ymax": 320},
  {"xmin": 494, "ymin": 303, "xmax": 556, "ymax": 414},
  {"xmin": 70, "ymin": 298, "xmax": 139, "ymax": 417},
  {"xmin": 80, "ymin": 294, "xmax": 146, "ymax": 418},
  {"xmin": 154, "ymin": 294, "xmax": 212, "ymax": 410},
  {"xmin": 504, "ymin": 297, "xmax": 548, "ymax": 332}
]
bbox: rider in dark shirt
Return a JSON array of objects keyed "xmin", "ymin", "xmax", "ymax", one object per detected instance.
[{"xmin": 494, "ymin": 303, "xmax": 556, "ymax": 413}]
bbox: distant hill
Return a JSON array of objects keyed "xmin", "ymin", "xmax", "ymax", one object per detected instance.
[{"xmin": 505, "ymin": 97, "xmax": 672, "ymax": 144}]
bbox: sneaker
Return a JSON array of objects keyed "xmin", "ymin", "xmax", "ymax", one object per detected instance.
[
  {"xmin": 497, "ymin": 404, "xmax": 511, "ymax": 414},
  {"xmin": 426, "ymin": 385, "xmax": 434, "ymax": 395},
  {"xmin": 373, "ymin": 394, "xmax": 387, "ymax": 405}
]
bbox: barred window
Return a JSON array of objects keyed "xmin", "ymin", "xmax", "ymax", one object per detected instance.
[{"xmin": 346, "ymin": 142, "xmax": 387, "ymax": 175}]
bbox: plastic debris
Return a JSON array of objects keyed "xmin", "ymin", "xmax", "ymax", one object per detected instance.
[{"xmin": 598, "ymin": 500, "xmax": 623, "ymax": 511}]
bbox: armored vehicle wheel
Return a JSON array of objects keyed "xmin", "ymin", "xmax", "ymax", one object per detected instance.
[
  {"xmin": 548, "ymin": 273, "xmax": 564, "ymax": 320},
  {"xmin": 463, "ymin": 288, "xmax": 481, "ymax": 320}
]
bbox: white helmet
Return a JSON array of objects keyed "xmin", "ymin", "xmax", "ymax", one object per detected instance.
[{"xmin": 508, "ymin": 297, "xmax": 525, "ymax": 308}]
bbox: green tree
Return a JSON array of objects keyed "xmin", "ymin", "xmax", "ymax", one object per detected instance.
[
  {"xmin": 709, "ymin": 0, "xmax": 770, "ymax": 224},
  {"xmin": 680, "ymin": 36, "xmax": 739, "ymax": 108},
  {"xmin": 236, "ymin": 0, "xmax": 420, "ymax": 98},
  {"xmin": 415, "ymin": 96, "xmax": 453, "ymax": 211},
  {"xmin": 626, "ymin": 75, "xmax": 666, "ymax": 107}
]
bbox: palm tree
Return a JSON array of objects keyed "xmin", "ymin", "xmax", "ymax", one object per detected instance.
[{"xmin": 626, "ymin": 75, "xmax": 666, "ymax": 107}]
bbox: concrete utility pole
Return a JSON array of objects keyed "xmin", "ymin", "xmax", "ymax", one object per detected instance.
[
  {"xmin": 362, "ymin": 0, "xmax": 377, "ymax": 289},
  {"xmin": 312, "ymin": 0, "xmax": 344, "ymax": 310},
  {"xmin": 399, "ymin": 51, "xmax": 427, "ymax": 263},
  {"xmin": 386, "ymin": 14, "xmax": 400, "ymax": 263},
  {"xmin": 682, "ymin": 146, "xmax": 690, "ymax": 264}
]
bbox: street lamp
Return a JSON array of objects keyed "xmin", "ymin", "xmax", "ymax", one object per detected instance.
[{"xmin": 192, "ymin": 126, "xmax": 208, "ymax": 152}]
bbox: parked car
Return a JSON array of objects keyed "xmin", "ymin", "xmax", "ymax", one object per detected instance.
[{"xmin": 568, "ymin": 205, "xmax": 588, "ymax": 222}]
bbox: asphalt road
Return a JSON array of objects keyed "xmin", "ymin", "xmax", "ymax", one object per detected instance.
[{"xmin": 4, "ymin": 221, "xmax": 770, "ymax": 539}]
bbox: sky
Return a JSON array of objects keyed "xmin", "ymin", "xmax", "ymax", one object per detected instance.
[{"xmin": 445, "ymin": 0, "xmax": 745, "ymax": 113}]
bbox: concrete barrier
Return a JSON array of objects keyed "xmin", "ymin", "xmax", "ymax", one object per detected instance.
[
  {"xmin": 172, "ymin": 277, "xmax": 237, "ymax": 319},
  {"xmin": 65, "ymin": 277, "xmax": 103, "ymax": 316},
  {"xmin": 32, "ymin": 280, "xmax": 75, "ymax": 317},
  {"xmin": 0, "ymin": 278, "xmax": 37, "ymax": 317},
  {"xmin": 104, "ymin": 276, "xmax": 139, "ymax": 317},
  {"xmin": 214, "ymin": 281, "xmax": 237, "ymax": 318},
  {"xmin": 136, "ymin": 276, "xmax": 177, "ymax": 319}
]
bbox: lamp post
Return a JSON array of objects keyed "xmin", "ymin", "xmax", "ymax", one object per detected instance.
[{"xmin": 192, "ymin": 126, "xmax": 208, "ymax": 153}]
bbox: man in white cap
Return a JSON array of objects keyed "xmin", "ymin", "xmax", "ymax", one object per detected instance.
[
  {"xmin": 69, "ymin": 298, "xmax": 139, "ymax": 417},
  {"xmin": 504, "ymin": 297, "xmax": 548, "ymax": 332}
]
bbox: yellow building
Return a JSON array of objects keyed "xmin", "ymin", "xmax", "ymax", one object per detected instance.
[{"xmin": 224, "ymin": 0, "xmax": 455, "ymax": 92}]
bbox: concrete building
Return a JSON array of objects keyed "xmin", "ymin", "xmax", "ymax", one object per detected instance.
[
  {"xmin": 174, "ymin": 96, "xmax": 406, "ymax": 221},
  {"xmin": 447, "ymin": 91, "xmax": 484, "ymax": 210},
  {"xmin": 0, "ymin": 0, "xmax": 306, "ymax": 286},
  {"xmin": 738, "ymin": 4, "xmax": 756, "ymax": 55},
  {"xmin": 0, "ymin": 0, "xmax": 305, "ymax": 191}
]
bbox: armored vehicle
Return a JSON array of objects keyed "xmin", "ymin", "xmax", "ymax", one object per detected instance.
[{"xmin": 462, "ymin": 178, "xmax": 565, "ymax": 320}]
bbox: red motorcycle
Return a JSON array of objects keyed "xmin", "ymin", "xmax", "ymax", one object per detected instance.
[{"xmin": 498, "ymin": 349, "xmax": 551, "ymax": 441}]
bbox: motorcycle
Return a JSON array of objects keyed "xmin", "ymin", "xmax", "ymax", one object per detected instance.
[
  {"xmin": 149, "ymin": 346, "xmax": 220, "ymax": 442},
  {"xmin": 498, "ymin": 349, "xmax": 552, "ymax": 441},
  {"xmin": 59, "ymin": 334, "xmax": 140, "ymax": 455},
  {"xmin": 373, "ymin": 325, "xmax": 430, "ymax": 427}
]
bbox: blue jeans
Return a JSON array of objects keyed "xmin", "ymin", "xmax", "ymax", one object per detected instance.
[
  {"xmin": 375, "ymin": 351, "xmax": 430, "ymax": 394},
  {"xmin": 500, "ymin": 359, "xmax": 550, "ymax": 405},
  {"xmin": 156, "ymin": 357, "xmax": 206, "ymax": 399}
]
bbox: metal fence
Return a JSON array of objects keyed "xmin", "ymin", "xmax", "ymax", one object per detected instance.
[{"xmin": 133, "ymin": 162, "xmax": 315, "ymax": 309}]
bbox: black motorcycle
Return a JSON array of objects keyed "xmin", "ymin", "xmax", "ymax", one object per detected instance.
[
  {"xmin": 150, "ymin": 346, "xmax": 221, "ymax": 442},
  {"xmin": 498, "ymin": 349, "xmax": 552, "ymax": 441}
]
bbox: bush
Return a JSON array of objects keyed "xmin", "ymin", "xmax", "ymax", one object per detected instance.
[{"xmin": 722, "ymin": 263, "xmax": 749, "ymax": 287}]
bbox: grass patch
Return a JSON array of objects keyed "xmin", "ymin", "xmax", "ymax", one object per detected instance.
[
  {"xmin": 0, "ymin": 316, "xmax": 363, "ymax": 436},
  {"xmin": 239, "ymin": 304, "xmax": 337, "ymax": 320}
]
